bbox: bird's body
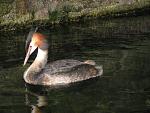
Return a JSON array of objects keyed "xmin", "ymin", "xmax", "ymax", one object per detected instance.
[{"xmin": 23, "ymin": 29, "xmax": 103, "ymax": 86}]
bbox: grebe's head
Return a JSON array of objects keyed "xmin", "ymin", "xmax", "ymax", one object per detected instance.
[{"xmin": 24, "ymin": 29, "xmax": 48, "ymax": 66}]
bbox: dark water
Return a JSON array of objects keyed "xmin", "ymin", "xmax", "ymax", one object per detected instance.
[{"xmin": 0, "ymin": 15, "xmax": 150, "ymax": 113}]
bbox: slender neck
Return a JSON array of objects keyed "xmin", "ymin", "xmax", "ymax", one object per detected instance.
[
  {"xmin": 24, "ymin": 48, "xmax": 48, "ymax": 83},
  {"xmin": 34, "ymin": 48, "xmax": 48, "ymax": 68}
]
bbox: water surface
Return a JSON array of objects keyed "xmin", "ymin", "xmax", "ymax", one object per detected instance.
[{"xmin": 0, "ymin": 15, "xmax": 150, "ymax": 113}]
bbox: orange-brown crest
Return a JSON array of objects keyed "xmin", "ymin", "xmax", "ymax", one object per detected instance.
[{"xmin": 32, "ymin": 33, "xmax": 46, "ymax": 46}]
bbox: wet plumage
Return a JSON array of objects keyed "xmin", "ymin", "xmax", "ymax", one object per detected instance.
[{"xmin": 23, "ymin": 28, "xmax": 103, "ymax": 86}]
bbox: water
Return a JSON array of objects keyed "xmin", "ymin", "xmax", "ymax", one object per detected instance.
[{"xmin": 0, "ymin": 15, "xmax": 150, "ymax": 113}]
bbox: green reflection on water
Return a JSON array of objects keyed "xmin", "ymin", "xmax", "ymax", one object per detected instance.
[{"xmin": 0, "ymin": 15, "xmax": 150, "ymax": 113}]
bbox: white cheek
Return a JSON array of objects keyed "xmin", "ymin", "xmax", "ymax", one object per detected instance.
[
  {"xmin": 29, "ymin": 42, "xmax": 38, "ymax": 55},
  {"xmin": 30, "ymin": 41, "xmax": 35, "ymax": 46}
]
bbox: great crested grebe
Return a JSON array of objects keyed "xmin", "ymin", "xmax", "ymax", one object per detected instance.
[{"xmin": 23, "ymin": 28, "xmax": 103, "ymax": 86}]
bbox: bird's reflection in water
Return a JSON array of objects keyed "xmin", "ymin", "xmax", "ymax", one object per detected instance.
[
  {"xmin": 31, "ymin": 96, "xmax": 48, "ymax": 113},
  {"xmin": 25, "ymin": 84, "xmax": 49, "ymax": 113},
  {"xmin": 24, "ymin": 77, "xmax": 101, "ymax": 113}
]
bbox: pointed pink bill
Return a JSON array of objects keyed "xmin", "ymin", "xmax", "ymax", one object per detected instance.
[{"xmin": 23, "ymin": 46, "xmax": 32, "ymax": 66}]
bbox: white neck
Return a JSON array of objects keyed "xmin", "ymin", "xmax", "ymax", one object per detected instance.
[
  {"xmin": 34, "ymin": 48, "xmax": 48, "ymax": 68},
  {"xmin": 24, "ymin": 48, "xmax": 48, "ymax": 81}
]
